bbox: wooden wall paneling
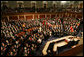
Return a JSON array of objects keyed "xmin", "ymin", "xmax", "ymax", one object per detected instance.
[
  {"xmin": 19, "ymin": 15, "xmax": 24, "ymax": 20},
  {"xmin": 77, "ymin": 14, "xmax": 78, "ymax": 18},
  {"xmin": 51, "ymin": 15, "xmax": 55, "ymax": 18},
  {"xmin": 74, "ymin": 14, "xmax": 75, "ymax": 18},
  {"xmin": 34, "ymin": 14, "xmax": 38, "ymax": 19},
  {"xmin": 72, "ymin": 14, "xmax": 74, "ymax": 18},
  {"xmin": 26, "ymin": 15, "xmax": 33, "ymax": 20},
  {"xmin": 69, "ymin": 14, "xmax": 70, "ymax": 17},
  {"xmin": 2, "ymin": 12, "xmax": 83, "ymax": 21},
  {"xmin": 78, "ymin": 14, "xmax": 82, "ymax": 18},
  {"xmin": 9, "ymin": 15, "xmax": 18, "ymax": 20},
  {"xmin": 59, "ymin": 12, "xmax": 60, "ymax": 17},
  {"xmin": 71, "ymin": 14, "xmax": 72, "ymax": 17},
  {"xmin": 14, "ymin": 16, "xmax": 18, "ymax": 20},
  {"xmin": 33, "ymin": 14, "xmax": 34, "ymax": 19},
  {"xmin": 62, "ymin": 13, "xmax": 64, "ymax": 17},
  {"xmin": 45, "ymin": 14, "xmax": 46, "ymax": 18},
  {"xmin": 6, "ymin": 16, "xmax": 9, "ymax": 21},
  {"xmin": 59, "ymin": 14, "xmax": 60, "ymax": 17},
  {"xmin": 67, "ymin": 13, "xmax": 69, "ymax": 17},
  {"xmin": 38, "ymin": 14, "xmax": 40, "ymax": 19},
  {"xmin": 40, "ymin": 15, "xmax": 45, "ymax": 19},
  {"xmin": 1, "ymin": 16, "xmax": 8, "ymax": 22},
  {"xmin": 65, "ymin": 12, "xmax": 67, "ymax": 17},
  {"xmin": 46, "ymin": 14, "xmax": 50, "ymax": 18},
  {"xmin": 9, "ymin": 16, "xmax": 12, "ymax": 20},
  {"xmin": 50, "ymin": 14, "xmax": 51, "ymax": 18},
  {"xmin": 75, "ymin": 14, "xmax": 77, "ymax": 18},
  {"xmin": 60, "ymin": 12, "xmax": 61, "ymax": 17},
  {"xmin": 24, "ymin": 15, "xmax": 26, "ymax": 21},
  {"xmin": 17, "ymin": 15, "xmax": 19, "ymax": 20},
  {"xmin": 56, "ymin": 14, "xmax": 57, "ymax": 17},
  {"xmin": 60, "ymin": 12, "xmax": 62, "ymax": 17},
  {"xmin": 60, "ymin": 13, "xmax": 62, "ymax": 17}
]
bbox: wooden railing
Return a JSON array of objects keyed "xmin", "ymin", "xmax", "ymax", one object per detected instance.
[{"xmin": 1, "ymin": 12, "xmax": 83, "ymax": 21}]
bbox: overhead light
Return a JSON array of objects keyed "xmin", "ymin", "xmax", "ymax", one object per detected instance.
[
  {"xmin": 43, "ymin": 1, "xmax": 47, "ymax": 4},
  {"xmin": 31, "ymin": 1, "xmax": 36, "ymax": 3},
  {"xmin": 61, "ymin": 1, "xmax": 66, "ymax": 4},
  {"xmin": 1, "ymin": 1, "xmax": 8, "ymax": 3},
  {"xmin": 53, "ymin": 1, "xmax": 56, "ymax": 4},
  {"xmin": 17, "ymin": 1, "xmax": 24, "ymax": 3}
]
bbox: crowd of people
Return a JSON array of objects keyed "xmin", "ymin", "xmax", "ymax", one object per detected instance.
[
  {"xmin": 1, "ymin": 20, "xmax": 42, "ymax": 56},
  {"xmin": 1, "ymin": 17, "xmax": 81, "ymax": 56},
  {"xmin": 63, "ymin": 17, "xmax": 80, "ymax": 35}
]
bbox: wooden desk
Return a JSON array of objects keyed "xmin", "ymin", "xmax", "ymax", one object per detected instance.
[
  {"xmin": 55, "ymin": 44, "xmax": 83, "ymax": 56},
  {"xmin": 42, "ymin": 35, "xmax": 73, "ymax": 55},
  {"xmin": 42, "ymin": 36, "xmax": 82, "ymax": 56},
  {"xmin": 53, "ymin": 41, "xmax": 68, "ymax": 52}
]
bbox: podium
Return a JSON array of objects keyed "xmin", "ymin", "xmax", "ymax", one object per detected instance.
[{"xmin": 42, "ymin": 36, "xmax": 83, "ymax": 56}]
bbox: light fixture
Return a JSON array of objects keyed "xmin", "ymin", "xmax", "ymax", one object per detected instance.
[
  {"xmin": 31, "ymin": 1, "xmax": 36, "ymax": 3},
  {"xmin": 1, "ymin": 1, "xmax": 8, "ymax": 3},
  {"xmin": 17, "ymin": 1, "xmax": 24, "ymax": 3},
  {"xmin": 43, "ymin": 1, "xmax": 47, "ymax": 4},
  {"xmin": 53, "ymin": 1, "xmax": 56, "ymax": 4},
  {"xmin": 61, "ymin": 1, "xmax": 66, "ymax": 4}
]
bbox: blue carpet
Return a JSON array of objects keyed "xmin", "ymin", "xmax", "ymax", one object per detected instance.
[{"xmin": 35, "ymin": 36, "xmax": 60, "ymax": 56}]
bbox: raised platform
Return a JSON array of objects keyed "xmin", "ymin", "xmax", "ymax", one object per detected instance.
[{"xmin": 42, "ymin": 36, "xmax": 83, "ymax": 56}]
